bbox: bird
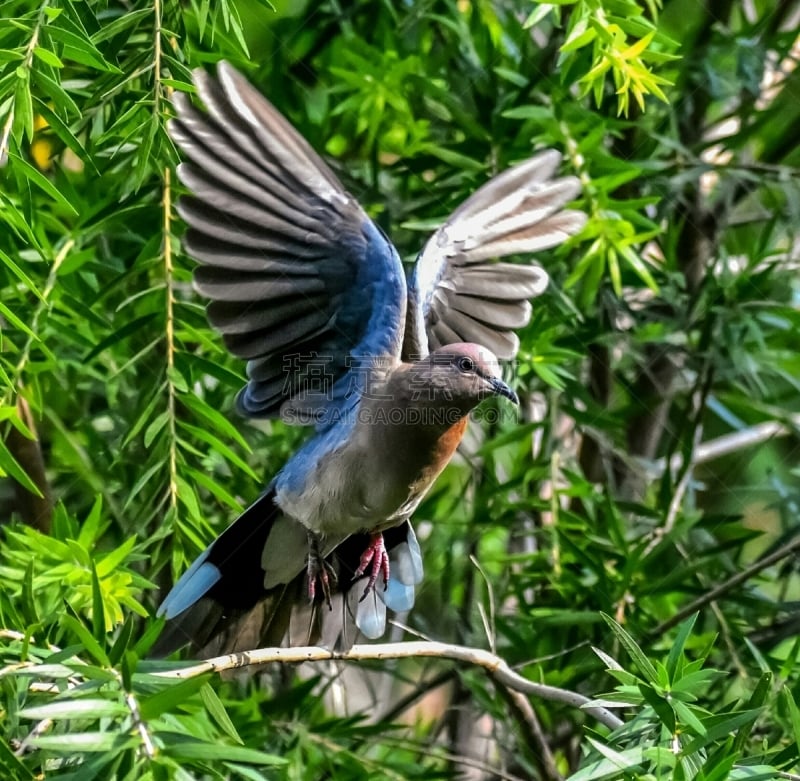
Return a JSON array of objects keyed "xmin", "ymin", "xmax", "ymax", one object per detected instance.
[{"xmin": 155, "ymin": 61, "xmax": 586, "ymax": 657}]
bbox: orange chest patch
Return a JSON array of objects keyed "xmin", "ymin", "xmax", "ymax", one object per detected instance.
[
  {"xmin": 435, "ymin": 417, "xmax": 469, "ymax": 464},
  {"xmin": 416, "ymin": 417, "xmax": 469, "ymax": 486},
  {"xmin": 402, "ymin": 417, "xmax": 470, "ymax": 511}
]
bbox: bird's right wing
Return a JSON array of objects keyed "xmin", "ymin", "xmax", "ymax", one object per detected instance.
[
  {"xmin": 170, "ymin": 62, "xmax": 407, "ymax": 423},
  {"xmin": 404, "ymin": 151, "xmax": 586, "ymax": 361}
]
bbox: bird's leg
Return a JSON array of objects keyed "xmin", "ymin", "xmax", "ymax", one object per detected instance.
[
  {"xmin": 306, "ymin": 531, "xmax": 336, "ymax": 610},
  {"xmin": 353, "ymin": 532, "xmax": 390, "ymax": 601}
]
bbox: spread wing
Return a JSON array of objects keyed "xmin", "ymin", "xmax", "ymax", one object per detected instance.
[
  {"xmin": 170, "ymin": 62, "xmax": 406, "ymax": 421},
  {"xmin": 404, "ymin": 151, "xmax": 586, "ymax": 360}
]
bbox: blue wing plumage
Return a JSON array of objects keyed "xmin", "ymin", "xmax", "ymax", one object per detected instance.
[{"xmin": 170, "ymin": 62, "xmax": 406, "ymax": 423}]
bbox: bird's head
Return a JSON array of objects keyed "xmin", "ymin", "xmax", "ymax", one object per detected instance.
[{"xmin": 420, "ymin": 343, "xmax": 519, "ymax": 410}]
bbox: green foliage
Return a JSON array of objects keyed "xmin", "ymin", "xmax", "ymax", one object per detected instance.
[
  {"xmin": 573, "ymin": 616, "xmax": 784, "ymax": 779},
  {"xmin": 0, "ymin": 0, "xmax": 799, "ymax": 778},
  {"xmin": 0, "ymin": 499, "xmax": 151, "ymax": 632},
  {"xmin": 533, "ymin": 0, "xmax": 677, "ymax": 115}
]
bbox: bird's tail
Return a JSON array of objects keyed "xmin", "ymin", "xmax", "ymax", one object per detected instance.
[
  {"xmin": 153, "ymin": 488, "xmax": 424, "ymax": 657},
  {"xmin": 152, "ymin": 488, "xmax": 298, "ymax": 656}
]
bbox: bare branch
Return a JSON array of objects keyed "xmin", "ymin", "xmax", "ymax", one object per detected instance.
[
  {"xmin": 649, "ymin": 532, "xmax": 800, "ymax": 637},
  {"xmin": 652, "ymin": 416, "xmax": 800, "ymax": 476},
  {"xmin": 154, "ymin": 641, "xmax": 624, "ymax": 731}
]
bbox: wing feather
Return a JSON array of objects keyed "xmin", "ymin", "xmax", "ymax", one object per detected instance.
[
  {"xmin": 170, "ymin": 62, "xmax": 406, "ymax": 420},
  {"xmin": 405, "ymin": 151, "xmax": 585, "ymax": 360}
]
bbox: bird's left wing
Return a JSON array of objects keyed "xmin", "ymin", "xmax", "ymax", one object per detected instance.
[
  {"xmin": 170, "ymin": 62, "xmax": 406, "ymax": 422},
  {"xmin": 404, "ymin": 151, "xmax": 585, "ymax": 361}
]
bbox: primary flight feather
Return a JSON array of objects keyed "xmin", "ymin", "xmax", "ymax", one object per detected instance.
[{"xmin": 156, "ymin": 61, "xmax": 585, "ymax": 656}]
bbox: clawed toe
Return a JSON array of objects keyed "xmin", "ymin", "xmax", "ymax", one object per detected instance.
[
  {"xmin": 307, "ymin": 532, "xmax": 337, "ymax": 609},
  {"xmin": 353, "ymin": 533, "xmax": 390, "ymax": 601}
]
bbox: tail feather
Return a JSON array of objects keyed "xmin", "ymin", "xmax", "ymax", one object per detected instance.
[
  {"xmin": 154, "ymin": 488, "xmax": 290, "ymax": 657},
  {"xmin": 154, "ymin": 487, "xmax": 423, "ymax": 657}
]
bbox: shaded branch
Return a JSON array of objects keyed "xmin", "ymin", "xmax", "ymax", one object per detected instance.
[
  {"xmin": 6, "ymin": 396, "xmax": 52, "ymax": 532},
  {"xmin": 648, "ymin": 532, "xmax": 800, "ymax": 637},
  {"xmin": 650, "ymin": 415, "xmax": 800, "ymax": 476},
  {"xmin": 155, "ymin": 641, "xmax": 624, "ymax": 731}
]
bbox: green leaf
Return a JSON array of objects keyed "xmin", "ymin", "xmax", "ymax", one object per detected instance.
[
  {"xmin": 162, "ymin": 739, "xmax": 286, "ymax": 765},
  {"xmin": 180, "ymin": 393, "xmax": 251, "ymax": 451},
  {"xmin": 420, "ymin": 143, "xmax": 484, "ymax": 171},
  {"xmin": 200, "ymin": 684, "xmax": 242, "ymax": 744},
  {"xmin": 501, "ymin": 105, "xmax": 553, "ymax": 122},
  {"xmin": 0, "ymin": 246, "xmax": 44, "ymax": 299},
  {"xmin": 638, "ymin": 682, "xmax": 675, "ymax": 731},
  {"xmin": 562, "ymin": 22, "xmax": 596, "ymax": 54},
  {"xmin": 680, "ymin": 710, "xmax": 761, "ymax": 755},
  {"xmin": 175, "ymin": 475, "xmax": 203, "ymax": 520},
  {"xmin": 0, "ymin": 439, "xmax": 43, "ymax": 496},
  {"xmin": 77, "ymin": 495, "xmax": 105, "ymax": 548},
  {"xmin": 83, "ymin": 313, "xmax": 157, "ymax": 362},
  {"xmin": 666, "ymin": 613, "xmax": 697, "ymax": 681},
  {"xmin": 178, "ymin": 421, "xmax": 257, "ymax": 480},
  {"xmin": 782, "ymin": 687, "xmax": 800, "ymax": 751},
  {"xmin": 90, "ymin": 8, "xmax": 152, "ymax": 43},
  {"xmin": 138, "ymin": 675, "xmax": 210, "ymax": 720},
  {"xmin": 600, "ymin": 613, "xmax": 659, "ymax": 684},
  {"xmin": 144, "ymin": 411, "xmax": 169, "ymax": 448},
  {"xmin": 33, "ymin": 98, "xmax": 98, "ymax": 176},
  {"xmin": 672, "ymin": 699, "xmax": 707, "ymax": 736},
  {"xmin": 33, "ymin": 47, "xmax": 64, "ymax": 68},
  {"xmin": 13, "ymin": 68, "xmax": 34, "ymax": 143},
  {"xmin": 19, "ymin": 698, "xmax": 129, "ymax": 720},
  {"xmin": 91, "ymin": 560, "xmax": 105, "ymax": 639},
  {"xmin": 524, "ymin": 3, "xmax": 556, "ymax": 29},
  {"xmin": 7, "ymin": 152, "xmax": 78, "ymax": 215},
  {"xmin": 28, "ymin": 732, "xmax": 134, "ymax": 752},
  {"xmin": 0, "ymin": 737, "xmax": 35, "ymax": 779},
  {"xmin": 60, "ymin": 614, "xmax": 109, "ymax": 667},
  {"xmin": 569, "ymin": 739, "xmax": 644, "ymax": 780},
  {"xmin": 46, "ymin": 25, "xmax": 121, "ymax": 73},
  {"xmin": 730, "ymin": 672, "xmax": 770, "ymax": 754}
]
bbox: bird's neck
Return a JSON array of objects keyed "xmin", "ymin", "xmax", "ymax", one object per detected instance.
[
  {"xmin": 352, "ymin": 365, "xmax": 472, "ymax": 516},
  {"xmin": 365, "ymin": 362, "xmax": 477, "ymax": 436}
]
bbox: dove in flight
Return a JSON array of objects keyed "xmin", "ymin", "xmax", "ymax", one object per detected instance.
[{"xmin": 155, "ymin": 62, "xmax": 585, "ymax": 656}]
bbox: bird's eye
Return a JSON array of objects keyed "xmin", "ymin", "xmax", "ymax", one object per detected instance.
[{"xmin": 456, "ymin": 356, "xmax": 476, "ymax": 373}]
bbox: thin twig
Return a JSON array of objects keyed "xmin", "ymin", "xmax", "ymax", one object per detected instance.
[
  {"xmin": 649, "ymin": 532, "xmax": 800, "ymax": 637},
  {"xmin": 0, "ymin": 0, "xmax": 47, "ymax": 166},
  {"xmin": 651, "ymin": 416, "xmax": 800, "ymax": 477},
  {"xmin": 644, "ymin": 376, "xmax": 711, "ymax": 557},
  {"xmin": 162, "ymin": 165, "xmax": 178, "ymax": 514},
  {"xmin": 503, "ymin": 687, "xmax": 564, "ymax": 781},
  {"xmin": 14, "ymin": 716, "xmax": 53, "ymax": 756},
  {"xmin": 154, "ymin": 641, "xmax": 624, "ymax": 730},
  {"xmin": 123, "ymin": 689, "xmax": 155, "ymax": 759}
]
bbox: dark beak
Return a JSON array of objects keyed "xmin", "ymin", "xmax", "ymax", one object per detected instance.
[{"xmin": 490, "ymin": 377, "xmax": 519, "ymax": 405}]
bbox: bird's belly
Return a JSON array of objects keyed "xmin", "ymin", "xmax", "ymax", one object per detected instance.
[
  {"xmin": 277, "ymin": 470, "xmax": 398, "ymax": 537},
  {"xmin": 275, "ymin": 416, "xmax": 469, "ymax": 537},
  {"xmin": 275, "ymin": 453, "xmax": 404, "ymax": 538}
]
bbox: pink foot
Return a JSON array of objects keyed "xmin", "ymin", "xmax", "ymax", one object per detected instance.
[
  {"xmin": 353, "ymin": 533, "xmax": 390, "ymax": 601},
  {"xmin": 307, "ymin": 531, "xmax": 336, "ymax": 609}
]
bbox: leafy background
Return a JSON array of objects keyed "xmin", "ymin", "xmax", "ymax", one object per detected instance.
[{"xmin": 1, "ymin": 0, "xmax": 800, "ymax": 778}]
